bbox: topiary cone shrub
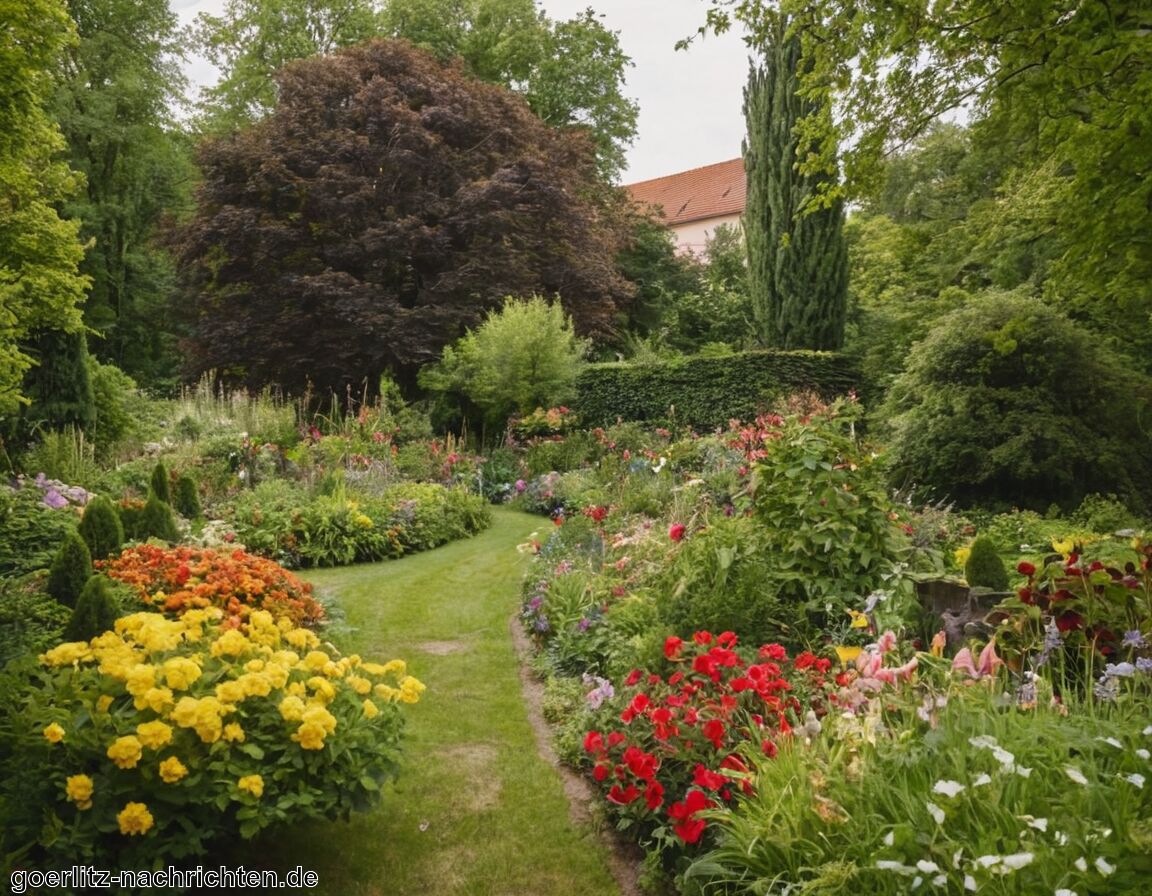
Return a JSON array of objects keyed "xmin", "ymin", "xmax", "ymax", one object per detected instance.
[
  {"xmin": 173, "ymin": 473, "xmax": 202, "ymax": 519},
  {"xmin": 63, "ymin": 574, "xmax": 120, "ymax": 641},
  {"xmin": 964, "ymin": 535, "xmax": 1009, "ymax": 591},
  {"xmin": 46, "ymin": 530, "xmax": 93, "ymax": 608},
  {"xmin": 149, "ymin": 460, "xmax": 172, "ymax": 504},
  {"xmin": 140, "ymin": 494, "xmax": 179, "ymax": 543},
  {"xmin": 77, "ymin": 494, "xmax": 125, "ymax": 560}
]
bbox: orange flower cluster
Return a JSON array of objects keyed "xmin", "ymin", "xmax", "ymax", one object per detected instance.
[{"xmin": 99, "ymin": 544, "xmax": 324, "ymax": 627}]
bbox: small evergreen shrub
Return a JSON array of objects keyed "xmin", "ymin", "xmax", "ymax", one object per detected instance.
[
  {"xmin": 964, "ymin": 535, "xmax": 1009, "ymax": 590},
  {"xmin": 62, "ymin": 574, "xmax": 120, "ymax": 641},
  {"xmin": 0, "ymin": 578, "xmax": 70, "ymax": 665},
  {"xmin": 139, "ymin": 494, "xmax": 179, "ymax": 543},
  {"xmin": 77, "ymin": 494, "xmax": 125, "ymax": 560},
  {"xmin": 45, "ymin": 531, "xmax": 93, "ymax": 608},
  {"xmin": 149, "ymin": 460, "xmax": 172, "ymax": 504},
  {"xmin": 173, "ymin": 473, "xmax": 202, "ymax": 519}
]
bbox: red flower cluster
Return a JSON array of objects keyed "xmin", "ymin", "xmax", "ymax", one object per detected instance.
[
  {"xmin": 583, "ymin": 631, "xmax": 832, "ymax": 846},
  {"xmin": 100, "ymin": 544, "xmax": 325, "ymax": 627}
]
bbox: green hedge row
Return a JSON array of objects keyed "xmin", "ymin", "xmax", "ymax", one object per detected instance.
[{"xmin": 574, "ymin": 350, "xmax": 862, "ymax": 429}]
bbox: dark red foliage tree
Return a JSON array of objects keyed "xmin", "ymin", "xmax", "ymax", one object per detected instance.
[{"xmin": 175, "ymin": 39, "xmax": 632, "ymax": 396}]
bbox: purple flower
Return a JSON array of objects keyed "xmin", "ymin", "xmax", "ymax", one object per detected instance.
[
  {"xmin": 515, "ymin": 479, "xmax": 527, "ymax": 493},
  {"xmin": 533, "ymin": 616, "xmax": 550, "ymax": 633},
  {"xmin": 583, "ymin": 674, "xmax": 614, "ymax": 709},
  {"xmin": 1122, "ymin": 630, "xmax": 1146, "ymax": 649},
  {"xmin": 41, "ymin": 488, "xmax": 68, "ymax": 510},
  {"xmin": 577, "ymin": 618, "xmax": 592, "ymax": 632},
  {"xmin": 1137, "ymin": 657, "xmax": 1152, "ymax": 674},
  {"xmin": 527, "ymin": 596, "xmax": 543, "ymax": 612}
]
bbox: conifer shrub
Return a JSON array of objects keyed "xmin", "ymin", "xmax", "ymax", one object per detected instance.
[
  {"xmin": 45, "ymin": 531, "xmax": 93, "ymax": 608},
  {"xmin": 149, "ymin": 460, "xmax": 172, "ymax": 504},
  {"xmin": 62, "ymin": 575, "xmax": 120, "ymax": 641},
  {"xmin": 139, "ymin": 494, "xmax": 179, "ymax": 543},
  {"xmin": 173, "ymin": 473, "xmax": 202, "ymax": 519},
  {"xmin": 964, "ymin": 535, "xmax": 1009, "ymax": 591},
  {"xmin": 77, "ymin": 494, "xmax": 125, "ymax": 560}
]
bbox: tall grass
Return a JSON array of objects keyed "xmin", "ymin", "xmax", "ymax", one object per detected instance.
[{"xmin": 172, "ymin": 373, "xmax": 301, "ymax": 441}]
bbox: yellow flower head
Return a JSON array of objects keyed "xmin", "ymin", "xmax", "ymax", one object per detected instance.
[
  {"xmin": 374, "ymin": 684, "xmax": 400, "ymax": 702},
  {"xmin": 162, "ymin": 657, "xmax": 202, "ymax": 691},
  {"xmin": 847, "ymin": 610, "xmax": 870, "ymax": 630},
  {"xmin": 215, "ymin": 680, "xmax": 247, "ymax": 705},
  {"xmin": 244, "ymin": 658, "xmax": 266, "ymax": 673},
  {"xmin": 40, "ymin": 642, "xmax": 92, "ymax": 667},
  {"xmin": 292, "ymin": 721, "xmax": 327, "ymax": 750},
  {"xmin": 237, "ymin": 672, "xmax": 273, "ymax": 698},
  {"xmin": 263, "ymin": 662, "xmax": 290, "ymax": 690},
  {"xmin": 124, "ymin": 663, "xmax": 157, "ymax": 697},
  {"xmin": 96, "ymin": 694, "xmax": 115, "ymax": 713},
  {"xmin": 210, "ymin": 629, "xmax": 251, "ymax": 659},
  {"xmin": 158, "ymin": 756, "xmax": 188, "ymax": 784},
  {"xmin": 136, "ymin": 720, "xmax": 173, "ymax": 750},
  {"xmin": 107, "ymin": 735, "xmax": 144, "ymax": 769},
  {"xmin": 237, "ymin": 774, "xmax": 264, "ymax": 798},
  {"xmin": 43, "ymin": 722, "xmax": 65, "ymax": 744},
  {"xmin": 382, "ymin": 659, "xmax": 407, "ymax": 677},
  {"xmin": 954, "ymin": 545, "xmax": 972, "ymax": 568},
  {"xmin": 1052, "ymin": 536, "xmax": 1076, "ymax": 556},
  {"xmin": 65, "ymin": 774, "xmax": 94, "ymax": 809},
  {"xmin": 301, "ymin": 704, "xmax": 337, "ymax": 735},
  {"xmin": 133, "ymin": 615, "xmax": 186, "ymax": 653},
  {"xmin": 362, "ymin": 699, "xmax": 379, "ymax": 719},
  {"xmin": 117, "ymin": 801, "xmax": 154, "ymax": 836},
  {"xmin": 347, "ymin": 675, "xmax": 372, "ymax": 696},
  {"xmin": 306, "ymin": 676, "xmax": 336, "ymax": 703},
  {"xmin": 399, "ymin": 676, "xmax": 426, "ymax": 705},
  {"xmin": 301, "ymin": 650, "xmax": 330, "ymax": 672},
  {"xmin": 279, "ymin": 695, "xmax": 306, "ymax": 722},
  {"xmin": 284, "ymin": 628, "xmax": 320, "ymax": 651},
  {"xmin": 135, "ymin": 686, "xmax": 175, "ymax": 714},
  {"xmin": 222, "ymin": 722, "xmax": 245, "ymax": 743}
]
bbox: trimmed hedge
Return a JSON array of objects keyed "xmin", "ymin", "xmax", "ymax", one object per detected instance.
[{"xmin": 574, "ymin": 350, "xmax": 861, "ymax": 429}]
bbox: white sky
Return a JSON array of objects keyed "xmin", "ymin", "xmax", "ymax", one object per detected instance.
[{"xmin": 168, "ymin": 0, "xmax": 752, "ymax": 183}]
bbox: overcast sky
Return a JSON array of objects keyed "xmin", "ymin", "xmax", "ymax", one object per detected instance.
[{"xmin": 168, "ymin": 0, "xmax": 751, "ymax": 184}]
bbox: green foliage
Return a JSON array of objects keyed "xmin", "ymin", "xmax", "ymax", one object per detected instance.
[
  {"xmin": 173, "ymin": 473, "xmax": 202, "ymax": 519},
  {"xmin": 575, "ymin": 349, "xmax": 860, "ymax": 430},
  {"xmin": 19, "ymin": 426, "xmax": 101, "ymax": 488},
  {"xmin": 77, "ymin": 495, "xmax": 125, "ymax": 561},
  {"xmin": 54, "ymin": 0, "xmax": 191, "ymax": 388},
  {"xmin": 963, "ymin": 535, "xmax": 1008, "ymax": 591},
  {"xmin": 62, "ymin": 573, "xmax": 119, "ymax": 641},
  {"xmin": 0, "ymin": 578, "xmax": 70, "ymax": 666},
  {"xmin": 742, "ymin": 15, "xmax": 847, "ymax": 350},
  {"xmin": 0, "ymin": 485, "xmax": 80, "ymax": 577},
  {"xmin": 750, "ymin": 401, "xmax": 912, "ymax": 639},
  {"xmin": 139, "ymin": 493, "xmax": 179, "ymax": 543},
  {"xmin": 656, "ymin": 515, "xmax": 788, "ymax": 646},
  {"xmin": 689, "ymin": 690, "xmax": 1152, "ymax": 895},
  {"xmin": 149, "ymin": 460, "xmax": 171, "ymax": 504},
  {"xmin": 0, "ymin": 0, "xmax": 89, "ymax": 415},
  {"xmin": 87, "ymin": 360, "xmax": 144, "ymax": 454},
  {"xmin": 382, "ymin": 483, "xmax": 492, "ymax": 554},
  {"xmin": 881, "ymin": 292, "xmax": 1152, "ymax": 511},
  {"xmin": 421, "ymin": 296, "xmax": 590, "ymax": 429},
  {"xmin": 46, "ymin": 530, "xmax": 93, "ymax": 608},
  {"xmin": 384, "ymin": 0, "xmax": 638, "ymax": 180},
  {"xmin": 20, "ymin": 329, "xmax": 96, "ymax": 436}
]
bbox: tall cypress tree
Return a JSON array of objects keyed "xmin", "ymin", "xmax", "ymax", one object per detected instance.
[{"xmin": 742, "ymin": 15, "xmax": 847, "ymax": 350}]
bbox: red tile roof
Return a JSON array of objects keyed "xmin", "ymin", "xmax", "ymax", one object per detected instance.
[{"xmin": 625, "ymin": 158, "xmax": 746, "ymax": 226}]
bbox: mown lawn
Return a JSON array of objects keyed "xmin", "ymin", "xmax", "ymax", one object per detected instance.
[{"xmin": 253, "ymin": 508, "xmax": 621, "ymax": 896}]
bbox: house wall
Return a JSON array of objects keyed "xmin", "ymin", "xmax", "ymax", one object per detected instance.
[{"xmin": 669, "ymin": 213, "xmax": 743, "ymax": 256}]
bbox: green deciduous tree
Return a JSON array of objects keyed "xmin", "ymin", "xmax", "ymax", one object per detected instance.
[
  {"xmin": 176, "ymin": 39, "xmax": 631, "ymax": 399},
  {"xmin": 0, "ymin": 0, "xmax": 89, "ymax": 416},
  {"xmin": 190, "ymin": 0, "xmax": 382, "ymax": 131},
  {"xmin": 53, "ymin": 0, "xmax": 194, "ymax": 388},
  {"xmin": 420, "ymin": 295, "xmax": 588, "ymax": 429},
  {"xmin": 742, "ymin": 15, "xmax": 846, "ymax": 349},
  {"xmin": 882, "ymin": 292, "xmax": 1152, "ymax": 513}
]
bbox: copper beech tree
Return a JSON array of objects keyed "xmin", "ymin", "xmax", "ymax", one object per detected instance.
[{"xmin": 176, "ymin": 38, "xmax": 632, "ymax": 397}]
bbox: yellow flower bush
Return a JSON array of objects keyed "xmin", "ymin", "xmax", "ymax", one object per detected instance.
[{"xmin": 4, "ymin": 608, "xmax": 419, "ymax": 866}]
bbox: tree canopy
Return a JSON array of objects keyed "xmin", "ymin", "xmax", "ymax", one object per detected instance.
[
  {"xmin": 0, "ymin": 0, "xmax": 90, "ymax": 416},
  {"xmin": 175, "ymin": 38, "xmax": 632, "ymax": 398}
]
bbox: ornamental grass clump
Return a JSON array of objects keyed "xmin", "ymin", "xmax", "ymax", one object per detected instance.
[
  {"xmin": 0, "ymin": 608, "xmax": 422, "ymax": 865},
  {"xmin": 99, "ymin": 544, "xmax": 325, "ymax": 627}
]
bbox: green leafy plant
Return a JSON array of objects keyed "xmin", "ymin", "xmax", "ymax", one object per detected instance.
[
  {"xmin": 0, "ymin": 608, "xmax": 422, "ymax": 866},
  {"xmin": 77, "ymin": 495, "xmax": 125, "ymax": 562},
  {"xmin": 173, "ymin": 474, "xmax": 202, "ymax": 519},
  {"xmin": 139, "ymin": 493, "xmax": 179, "ymax": 543},
  {"xmin": 45, "ymin": 530, "xmax": 92, "ymax": 608},
  {"xmin": 964, "ymin": 535, "xmax": 1009, "ymax": 590},
  {"xmin": 149, "ymin": 460, "xmax": 172, "ymax": 505},
  {"xmin": 62, "ymin": 574, "xmax": 119, "ymax": 641}
]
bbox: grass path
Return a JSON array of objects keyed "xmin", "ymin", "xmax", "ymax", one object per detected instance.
[{"xmin": 267, "ymin": 508, "xmax": 623, "ymax": 896}]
